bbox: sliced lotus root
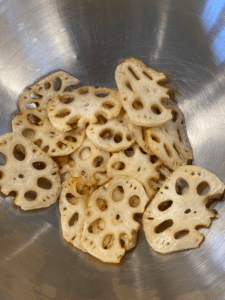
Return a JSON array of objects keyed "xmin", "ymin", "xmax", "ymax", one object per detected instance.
[
  {"xmin": 47, "ymin": 86, "xmax": 122, "ymax": 132},
  {"xmin": 12, "ymin": 108, "xmax": 85, "ymax": 157},
  {"xmin": 61, "ymin": 138, "xmax": 110, "ymax": 186},
  {"xmin": 81, "ymin": 176, "xmax": 149, "ymax": 263},
  {"xmin": 107, "ymin": 144, "xmax": 171, "ymax": 200},
  {"xmin": 52, "ymin": 155, "xmax": 70, "ymax": 169},
  {"xmin": 59, "ymin": 176, "xmax": 91, "ymax": 252},
  {"xmin": 143, "ymin": 166, "xmax": 225, "ymax": 254},
  {"xmin": 19, "ymin": 71, "xmax": 80, "ymax": 111},
  {"xmin": 0, "ymin": 133, "xmax": 61, "ymax": 210},
  {"xmin": 86, "ymin": 111, "xmax": 134, "ymax": 152},
  {"xmin": 145, "ymin": 100, "xmax": 193, "ymax": 170},
  {"xmin": 115, "ymin": 58, "xmax": 172, "ymax": 127}
]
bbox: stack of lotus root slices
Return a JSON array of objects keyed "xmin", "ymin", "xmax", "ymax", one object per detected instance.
[{"xmin": 0, "ymin": 58, "xmax": 224, "ymax": 263}]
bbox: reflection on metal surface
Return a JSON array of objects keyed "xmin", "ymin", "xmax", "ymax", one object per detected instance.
[{"xmin": 202, "ymin": 0, "xmax": 225, "ymax": 33}]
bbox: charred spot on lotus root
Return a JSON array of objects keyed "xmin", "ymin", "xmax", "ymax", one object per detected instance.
[
  {"xmin": 102, "ymin": 102, "xmax": 115, "ymax": 109},
  {"xmin": 102, "ymin": 234, "xmax": 114, "ymax": 249},
  {"xmin": 13, "ymin": 144, "xmax": 25, "ymax": 161},
  {"xmin": 175, "ymin": 178, "xmax": 189, "ymax": 195},
  {"xmin": 132, "ymin": 98, "xmax": 144, "ymax": 110},
  {"xmin": 93, "ymin": 156, "xmax": 104, "ymax": 168},
  {"xmin": 129, "ymin": 195, "xmax": 140, "ymax": 208},
  {"xmin": 112, "ymin": 186, "xmax": 124, "ymax": 202},
  {"xmin": 96, "ymin": 114, "xmax": 107, "ymax": 125},
  {"xmin": 124, "ymin": 146, "xmax": 134, "ymax": 157},
  {"xmin": 114, "ymin": 133, "xmax": 123, "ymax": 143},
  {"xmin": 100, "ymin": 129, "xmax": 113, "ymax": 140},
  {"xmin": 54, "ymin": 77, "xmax": 62, "ymax": 91},
  {"xmin": 22, "ymin": 128, "xmax": 36, "ymax": 138},
  {"xmin": 88, "ymin": 218, "xmax": 105, "ymax": 233},
  {"xmin": 32, "ymin": 161, "xmax": 46, "ymax": 170},
  {"xmin": 24, "ymin": 191, "xmax": 37, "ymax": 201},
  {"xmin": 57, "ymin": 141, "xmax": 67, "ymax": 150},
  {"xmin": 128, "ymin": 66, "xmax": 140, "ymax": 80},
  {"xmin": 151, "ymin": 105, "xmax": 162, "ymax": 115},
  {"xmin": 0, "ymin": 152, "xmax": 6, "ymax": 165},
  {"xmin": 69, "ymin": 212, "xmax": 79, "ymax": 227},
  {"xmin": 154, "ymin": 219, "xmax": 173, "ymax": 234},
  {"xmin": 112, "ymin": 161, "xmax": 125, "ymax": 170},
  {"xmin": 37, "ymin": 177, "xmax": 52, "ymax": 190},
  {"xmin": 58, "ymin": 95, "xmax": 74, "ymax": 104},
  {"xmin": 96, "ymin": 198, "xmax": 108, "ymax": 211},
  {"xmin": 64, "ymin": 136, "xmax": 77, "ymax": 143},
  {"xmin": 55, "ymin": 109, "xmax": 71, "ymax": 118},
  {"xmin": 158, "ymin": 200, "xmax": 173, "ymax": 211},
  {"xmin": 174, "ymin": 230, "xmax": 189, "ymax": 240},
  {"xmin": 196, "ymin": 181, "xmax": 210, "ymax": 196},
  {"xmin": 79, "ymin": 147, "xmax": 91, "ymax": 160},
  {"xmin": 27, "ymin": 114, "xmax": 43, "ymax": 126}
]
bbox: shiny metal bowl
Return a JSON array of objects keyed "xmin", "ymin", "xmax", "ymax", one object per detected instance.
[{"xmin": 1, "ymin": 0, "xmax": 225, "ymax": 299}]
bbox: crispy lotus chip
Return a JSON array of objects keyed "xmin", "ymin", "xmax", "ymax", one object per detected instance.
[
  {"xmin": 12, "ymin": 108, "xmax": 85, "ymax": 157},
  {"xmin": 86, "ymin": 111, "xmax": 134, "ymax": 152},
  {"xmin": 115, "ymin": 58, "xmax": 172, "ymax": 127},
  {"xmin": 81, "ymin": 176, "xmax": 149, "ymax": 263},
  {"xmin": 0, "ymin": 133, "xmax": 61, "ymax": 210},
  {"xmin": 61, "ymin": 138, "xmax": 110, "ymax": 186},
  {"xmin": 145, "ymin": 100, "xmax": 193, "ymax": 170},
  {"xmin": 143, "ymin": 166, "xmax": 225, "ymax": 254},
  {"xmin": 47, "ymin": 86, "xmax": 122, "ymax": 132},
  {"xmin": 107, "ymin": 144, "xmax": 171, "ymax": 200},
  {"xmin": 19, "ymin": 71, "xmax": 80, "ymax": 111}
]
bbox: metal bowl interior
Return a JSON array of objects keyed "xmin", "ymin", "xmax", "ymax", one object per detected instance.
[{"xmin": 0, "ymin": 0, "xmax": 225, "ymax": 299}]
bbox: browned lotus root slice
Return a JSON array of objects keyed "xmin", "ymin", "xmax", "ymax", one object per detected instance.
[
  {"xmin": 115, "ymin": 58, "xmax": 172, "ymax": 127},
  {"xmin": 86, "ymin": 112, "xmax": 134, "ymax": 152},
  {"xmin": 19, "ymin": 71, "xmax": 80, "ymax": 111},
  {"xmin": 143, "ymin": 166, "xmax": 225, "ymax": 254},
  {"xmin": 59, "ymin": 176, "xmax": 94, "ymax": 252},
  {"xmin": 81, "ymin": 176, "xmax": 149, "ymax": 263},
  {"xmin": 47, "ymin": 86, "xmax": 122, "ymax": 132},
  {"xmin": 0, "ymin": 133, "xmax": 61, "ymax": 210},
  {"xmin": 61, "ymin": 138, "xmax": 110, "ymax": 186},
  {"xmin": 52, "ymin": 155, "xmax": 70, "ymax": 169},
  {"xmin": 145, "ymin": 100, "xmax": 193, "ymax": 170},
  {"xmin": 107, "ymin": 144, "xmax": 171, "ymax": 200},
  {"xmin": 12, "ymin": 109, "xmax": 85, "ymax": 157}
]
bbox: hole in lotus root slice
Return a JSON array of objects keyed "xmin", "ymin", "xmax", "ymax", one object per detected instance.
[
  {"xmin": 151, "ymin": 105, "xmax": 162, "ymax": 115},
  {"xmin": 31, "ymin": 93, "xmax": 42, "ymax": 99},
  {"xmin": 88, "ymin": 218, "xmax": 105, "ymax": 233},
  {"xmin": 0, "ymin": 153, "xmax": 6, "ymax": 165},
  {"xmin": 125, "ymin": 81, "xmax": 133, "ymax": 91},
  {"xmin": 44, "ymin": 82, "xmax": 51, "ymax": 90},
  {"xmin": 150, "ymin": 155, "xmax": 158, "ymax": 164},
  {"xmin": 79, "ymin": 147, "xmax": 91, "ymax": 160},
  {"xmin": 128, "ymin": 66, "xmax": 140, "ymax": 80},
  {"xmin": 58, "ymin": 95, "xmax": 74, "ymax": 104},
  {"xmin": 132, "ymin": 98, "xmax": 144, "ymax": 110},
  {"xmin": 148, "ymin": 178, "xmax": 161, "ymax": 190},
  {"xmin": 64, "ymin": 84, "xmax": 78, "ymax": 92},
  {"xmin": 55, "ymin": 109, "xmax": 71, "ymax": 118},
  {"xmin": 124, "ymin": 146, "xmax": 135, "ymax": 157},
  {"xmin": 32, "ymin": 161, "xmax": 46, "ymax": 170},
  {"xmin": 173, "ymin": 143, "xmax": 184, "ymax": 160},
  {"xmin": 171, "ymin": 110, "xmax": 178, "ymax": 122},
  {"xmin": 119, "ymin": 233, "xmax": 128, "ymax": 248},
  {"xmin": 158, "ymin": 200, "xmax": 173, "ymax": 211},
  {"xmin": 78, "ymin": 87, "xmax": 89, "ymax": 95},
  {"xmin": 66, "ymin": 116, "xmax": 80, "ymax": 130},
  {"xmin": 112, "ymin": 186, "xmax": 124, "ymax": 202},
  {"xmin": 95, "ymin": 92, "xmax": 109, "ymax": 98},
  {"xmin": 42, "ymin": 146, "xmax": 50, "ymax": 153},
  {"xmin": 96, "ymin": 198, "xmax": 108, "ymax": 211},
  {"xmin": 96, "ymin": 114, "xmax": 107, "ymax": 125},
  {"xmin": 27, "ymin": 114, "xmax": 43, "ymax": 126},
  {"xmin": 184, "ymin": 209, "xmax": 191, "ymax": 214},
  {"xmin": 174, "ymin": 230, "xmax": 189, "ymax": 240},
  {"xmin": 68, "ymin": 212, "xmax": 79, "ymax": 227},
  {"xmin": 22, "ymin": 128, "xmax": 36, "ymax": 138},
  {"xmin": 64, "ymin": 136, "xmax": 77, "ymax": 143},
  {"xmin": 93, "ymin": 156, "xmax": 104, "ymax": 168},
  {"xmin": 102, "ymin": 101, "xmax": 115, "ymax": 109},
  {"xmin": 57, "ymin": 141, "xmax": 67, "ymax": 150},
  {"xmin": 25, "ymin": 102, "xmax": 39, "ymax": 109},
  {"xmin": 151, "ymin": 134, "xmax": 160, "ymax": 143},
  {"xmin": 102, "ymin": 234, "xmax": 114, "ymax": 249},
  {"xmin": 54, "ymin": 77, "xmax": 62, "ymax": 91},
  {"xmin": 34, "ymin": 139, "xmax": 42, "ymax": 147},
  {"xmin": 13, "ymin": 144, "xmax": 26, "ymax": 161},
  {"xmin": 154, "ymin": 219, "xmax": 173, "ymax": 234},
  {"xmin": 177, "ymin": 129, "xmax": 182, "ymax": 142},
  {"xmin": 129, "ymin": 195, "xmax": 140, "ymax": 208},
  {"xmin": 164, "ymin": 144, "xmax": 173, "ymax": 158},
  {"xmin": 76, "ymin": 184, "xmax": 90, "ymax": 196},
  {"xmin": 100, "ymin": 129, "xmax": 113, "ymax": 141},
  {"xmin": 143, "ymin": 71, "xmax": 153, "ymax": 80},
  {"xmin": 112, "ymin": 161, "xmax": 125, "ymax": 171},
  {"xmin": 24, "ymin": 191, "xmax": 37, "ymax": 201},
  {"xmin": 0, "ymin": 171, "xmax": 4, "ymax": 180},
  {"xmin": 114, "ymin": 133, "xmax": 123, "ymax": 144},
  {"xmin": 66, "ymin": 193, "xmax": 78, "ymax": 205},
  {"xmin": 175, "ymin": 178, "xmax": 189, "ymax": 195},
  {"xmin": 37, "ymin": 177, "xmax": 52, "ymax": 190},
  {"xmin": 196, "ymin": 181, "xmax": 210, "ymax": 196}
]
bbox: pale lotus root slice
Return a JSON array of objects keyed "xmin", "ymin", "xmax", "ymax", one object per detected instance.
[
  {"xmin": 81, "ymin": 176, "xmax": 149, "ymax": 263},
  {"xmin": 115, "ymin": 58, "xmax": 172, "ymax": 127},
  {"xmin": 86, "ymin": 112, "xmax": 134, "ymax": 152},
  {"xmin": 59, "ymin": 176, "xmax": 94, "ymax": 252},
  {"xmin": 19, "ymin": 71, "xmax": 80, "ymax": 111},
  {"xmin": 143, "ymin": 166, "xmax": 225, "ymax": 254},
  {"xmin": 107, "ymin": 144, "xmax": 171, "ymax": 200},
  {"xmin": 61, "ymin": 138, "xmax": 110, "ymax": 186},
  {"xmin": 145, "ymin": 100, "xmax": 193, "ymax": 170},
  {"xmin": 47, "ymin": 86, "xmax": 122, "ymax": 132},
  {"xmin": 0, "ymin": 133, "xmax": 61, "ymax": 210},
  {"xmin": 12, "ymin": 108, "xmax": 85, "ymax": 157}
]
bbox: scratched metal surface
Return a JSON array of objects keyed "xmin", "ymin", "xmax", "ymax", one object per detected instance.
[{"xmin": 0, "ymin": 0, "xmax": 225, "ymax": 299}]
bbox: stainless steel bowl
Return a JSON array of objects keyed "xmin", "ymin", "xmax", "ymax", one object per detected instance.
[{"xmin": 1, "ymin": 0, "xmax": 225, "ymax": 299}]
